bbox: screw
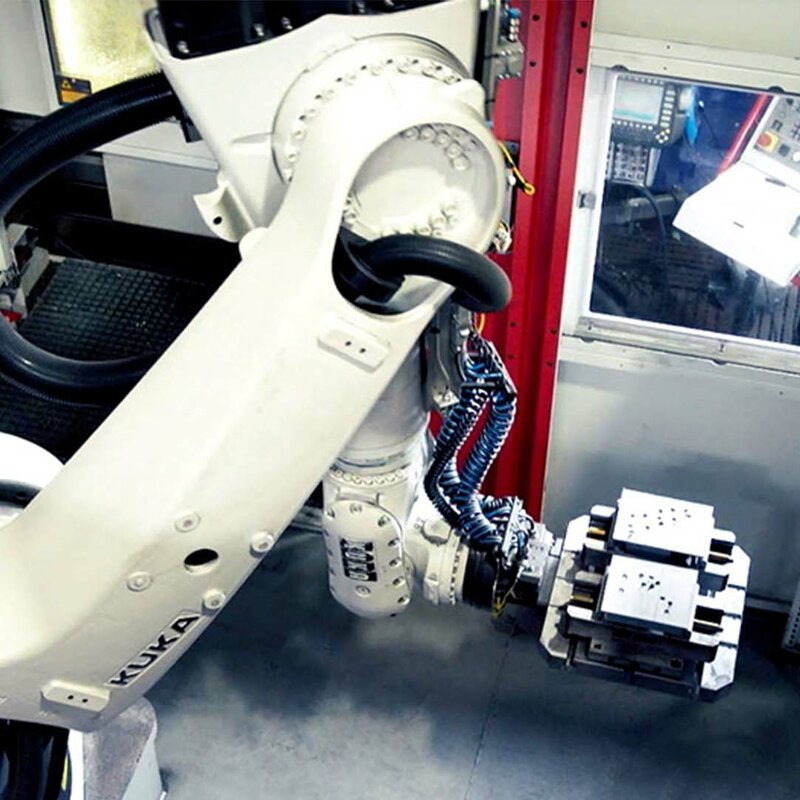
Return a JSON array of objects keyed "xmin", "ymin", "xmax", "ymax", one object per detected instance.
[
  {"xmin": 127, "ymin": 572, "xmax": 152, "ymax": 592},
  {"xmin": 280, "ymin": 16, "xmax": 292, "ymax": 31},
  {"xmin": 203, "ymin": 590, "xmax": 226, "ymax": 613},
  {"xmin": 435, "ymin": 131, "xmax": 451, "ymax": 147},
  {"xmin": 355, "ymin": 585, "xmax": 371, "ymax": 596},
  {"xmin": 326, "ymin": 508, "xmax": 336, "ymax": 518},
  {"xmin": 349, "ymin": 503, "xmax": 363, "ymax": 514},
  {"xmin": 174, "ymin": 511, "xmax": 200, "ymax": 533},
  {"xmin": 250, "ymin": 531, "xmax": 276, "ymax": 555},
  {"xmin": 253, "ymin": 22, "xmax": 266, "ymax": 38},
  {"xmin": 377, "ymin": 515, "xmax": 391, "ymax": 527},
  {"xmin": 176, "ymin": 40, "xmax": 189, "ymax": 55}
]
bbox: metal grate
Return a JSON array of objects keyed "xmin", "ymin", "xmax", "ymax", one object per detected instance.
[
  {"xmin": 0, "ymin": 258, "xmax": 219, "ymax": 461},
  {"xmin": 593, "ymin": 228, "xmax": 800, "ymax": 345}
]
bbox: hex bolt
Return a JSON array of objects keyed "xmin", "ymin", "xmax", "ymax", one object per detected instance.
[
  {"xmin": 250, "ymin": 531, "xmax": 276, "ymax": 556},
  {"xmin": 203, "ymin": 590, "xmax": 226, "ymax": 613},
  {"xmin": 127, "ymin": 572, "xmax": 152, "ymax": 592},
  {"xmin": 176, "ymin": 40, "xmax": 189, "ymax": 55},
  {"xmin": 174, "ymin": 511, "xmax": 200, "ymax": 533},
  {"xmin": 253, "ymin": 22, "xmax": 266, "ymax": 38}
]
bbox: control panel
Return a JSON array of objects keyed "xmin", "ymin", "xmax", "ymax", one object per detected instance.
[
  {"xmin": 610, "ymin": 75, "xmax": 682, "ymax": 148},
  {"xmin": 606, "ymin": 141, "xmax": 658, "ymax": 185},
  {"xmin": 753, "ymin": 96, "xmax": 800, "ymax": 172}
]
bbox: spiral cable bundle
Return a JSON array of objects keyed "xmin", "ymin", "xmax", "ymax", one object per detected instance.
[{"xmin": 425, "ymin": 332, "xmax": 532, "ymax": 559}]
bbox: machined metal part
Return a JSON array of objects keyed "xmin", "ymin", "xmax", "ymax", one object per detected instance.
[
  {"xmin": 540, "ymin": 488, "xmax": 750, "ymax": 700},
  {"xmin": 782, "ymin": 577, "xmax": 800, "ymax": 652},
  {"xmin": 424, "ymin": 304, "xmax": 473, "ymax": 413}
]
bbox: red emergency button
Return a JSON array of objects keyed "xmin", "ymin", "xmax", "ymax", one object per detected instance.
[{"xmin": 757, "ymin": 131, "xmax": 779, "ymax": 152}]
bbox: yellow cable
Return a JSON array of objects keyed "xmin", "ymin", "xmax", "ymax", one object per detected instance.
[{"xmin": 498, "ymin": 141, "xmax": 536, "ymax": 196}]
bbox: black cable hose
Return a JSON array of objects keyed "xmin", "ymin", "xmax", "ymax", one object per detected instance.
[
  {"xmin": 357, "ymin": 234, "xmax": 512, "ymax": 312},
  {"xmin": 0, "ymin": 72, "xmax": 181, "ymax": 401}
]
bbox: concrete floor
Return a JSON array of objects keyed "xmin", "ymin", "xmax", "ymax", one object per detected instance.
[{"xmin": 148, "ymin": 530, "xmax": 800, "ymax": 800}]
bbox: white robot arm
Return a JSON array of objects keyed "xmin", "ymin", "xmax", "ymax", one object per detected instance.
[
  {"xmin": 0, "ymin": 0, "xmax": 749, "ymax": 746},
  {"xmin": 0, "ymin": 0, "xmax": 518, "ymax": 732}
]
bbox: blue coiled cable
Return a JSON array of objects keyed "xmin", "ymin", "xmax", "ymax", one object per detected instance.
[{"xmin": 425, "ymin": 333, "xmax": 531, "ymax": 555}]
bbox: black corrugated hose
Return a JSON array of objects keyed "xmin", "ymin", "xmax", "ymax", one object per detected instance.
[
  {"xmin": 358, "ymin": 234, "xmax": 511, "ymax": 312},
  {"xmin": 0, "ymin": 72, "xmax": 181, "ymax": 401}
]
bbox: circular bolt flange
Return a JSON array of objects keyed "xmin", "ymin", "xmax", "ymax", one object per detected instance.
[
  {"xmin": 127, "ymin": 572, "xmax": 152, "ymax": 592},
  {"xmin": 203, "ymin": 590, "xmax": 226, "ymax": 613},
  {"xmin": 250, "ymin": 531, "xmax": 276, "ymax": 556},
  {"xmin": 174, "ymin": 511, "xmax": 200, "ymax": 533}
]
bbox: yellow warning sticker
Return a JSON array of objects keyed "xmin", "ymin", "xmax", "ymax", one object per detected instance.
[{"xmin": 57, "ymin": 75, "xmax": 92, "ymax": 104}]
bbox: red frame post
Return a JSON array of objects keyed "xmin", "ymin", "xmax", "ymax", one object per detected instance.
[{"xmin": 490, "ymin": 0, "xmax": 593, "ymax": 517}]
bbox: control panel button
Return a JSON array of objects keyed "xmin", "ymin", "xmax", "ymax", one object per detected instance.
[
  {"xmin": 757, "ymin": 131, "xmax": 779, "ymax": 152},
  {"xmin": 779, "ymin": 143, "xmax": 791, "ymax": 157}
]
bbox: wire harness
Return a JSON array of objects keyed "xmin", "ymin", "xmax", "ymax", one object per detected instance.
[{"xmin": 424, "ymin": 330, "xmax": 533, "ymax": 569}]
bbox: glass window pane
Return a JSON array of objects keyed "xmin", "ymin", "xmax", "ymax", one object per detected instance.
[
  {"xmin": 45, "ymin": 0, "xmax": 157, "ymax": 102},
  {"xmin": 591, "ymin": 72, "xmax": 800, "ymax": 347}
]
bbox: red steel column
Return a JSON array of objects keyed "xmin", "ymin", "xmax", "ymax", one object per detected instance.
[{"xmin": 491, "ymin": 0, "xmax": 593, "ymax": 517}]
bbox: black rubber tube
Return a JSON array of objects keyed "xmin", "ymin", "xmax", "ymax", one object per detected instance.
[
  {"xmin": 357, "ymin": 235, "xmax": 512, "ymax": 312},
  {"xmin": 0, "ymin": 73, "xmax": 181, "ymax": 401}
]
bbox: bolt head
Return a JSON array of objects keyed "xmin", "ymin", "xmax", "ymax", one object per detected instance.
[
  {"xmin": 203, "ymin": 590, "xmax": 226, "ymax": 613},
  {"xmin": 349, "ymin": 503, "xmax": 363, "ymax": 514},
  {"xmin": 355, "ymin": 585, "xmax": 371, "ymax": 596},
  {"xmin": 250, "ymin": 531, "xmax": 276, "ymax": 555},
  {"xmin": 377, "ymin": 515, "xmax": 391, "ymax": 527},
  {"xmin": 127, "ymin": 572, "xmax": 152, "ymax": 592},
  {"xmin": 174, "ymin": 511, "xmax": 200, "ymax": 533}
]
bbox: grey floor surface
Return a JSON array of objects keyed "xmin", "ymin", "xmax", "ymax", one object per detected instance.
[{"xmin": 148, "ymin": 530, "xmax": 800, "ymax": 800}]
